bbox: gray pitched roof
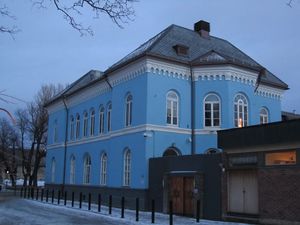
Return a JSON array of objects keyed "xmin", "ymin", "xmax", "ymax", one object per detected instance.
[
  {"xmin": 108, "ymin": 24, "xmax": 288, "ymax": 89},
  {"xmin": 46, "ymin": 23, "xmax": 288, "ymax": 106}
]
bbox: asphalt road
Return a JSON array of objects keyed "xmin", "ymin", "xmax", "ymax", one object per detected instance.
[{"xmin": 0, "ymin": 192, "xmax": 133, "ymax": 225}]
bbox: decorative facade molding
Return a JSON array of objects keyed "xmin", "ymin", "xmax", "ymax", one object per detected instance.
[
  {"xmin": 255, "ymin": 85, "xmax": 284, "ymax": 100},
  {"xmin": 146, "ymin": 59, "xmax": 191, "ymax": 80}
]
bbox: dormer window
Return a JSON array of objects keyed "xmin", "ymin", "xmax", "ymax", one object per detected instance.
[{"xmin": 173, "ymin": 44, "xmax": 189, "ymax": 56}]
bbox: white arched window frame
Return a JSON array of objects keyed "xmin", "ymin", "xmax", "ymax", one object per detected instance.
[
  {"xmin": 70, "ymin": 116, "xmax": 75, "ymax": 140},
  {"xmin": 107, "ymin": 103, "xmax": 112, "ymax": 132},
  {"xmin": 125, "ymin": 94, "xmax": 133, "ymax": 127},
  {"xmin": 260, "ymin": 108, "xmax": 269, "ymax": 124},
  {"xmin": 100, "ymin": 153, "xmax": 107, "ymax": 185},
  {"xmin": 83, "ymin": 154, "xmax": 91, "ymax": 184},
  {"xmin": 204, "ymin": 94, "xmax": 221, "ymax": 127},
  {"xmin": 75, "ymin": 114, "xmax": 80, "ymax": 139},
  {"xmin": 53, "ymin": 120, "xmax": 58, "ymax": 143},
  {"xmin": 99, "ymin": 106, "xmax": 105, "ymax": 134},
  {"xmin": 83, "ymin": 111, "xmax": 88, "ymax": 137},
  {"xmin": 90, "ymin": 109, "xmax": 95, "ymax": 136},
  {"xmin": 166, "ymin": 91, "xmax": 179, "ymax": 126},
  {"xmin": 123, "ymin": 149, "xmax": 131, "ymax": 186},
  {"xmin": 234, "ymin": 94, "xmax": 248, "ymax": 127},
  {"xmin": 70, "ymin": 155, "xmax": 75, "ymax": 184},
  {"xmin": 51, "ymin": 158, "xmax": 56, "ymax": 183}
]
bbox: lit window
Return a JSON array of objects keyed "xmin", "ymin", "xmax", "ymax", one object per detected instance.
[
  {"xmin": 99, "ymin": 106, "xmax": 105, "ymax": 134},
  {"xmin": 107, "ymin": 103, "xmax": 112, "ymax": 132},
  {"xmin": 70, "ymin": 116, "xmax": 75, "ymax": 140},
  {"xmin": 234, "ymin": 94, "xmax": 248, "ymax": 127},
  {"xmin": 123, "ymin": 149, "xmax": 131, "ymax": 186},
  {"xmin": 70, "ymin": 155, "xmax": 75, "ymax": 184},
  {"xmin": 204, "ymin": 94, "xmax": 220, "ymax": 127},
  {"xmin": 166, "ymin": 91, "xmax": 179, "ymax": 125},
  {"xmin": 83, "ymin": 154, "xmax": 91, "ymax": 184},
  {"xmin": 125, "ymin": 94, "xmax": 133, "ymax": 127},
  {"xmin": 76, "ymin": 114, "xmax": 80, "ymax": 139},
  {"xmin": 100, "ymin": 153, "xmax": 107, "ymax": 185},
  {"xmin": 53, "ymin": 120, "xmax": 58, "ymax": 143},
  {"xmin": 83, "ymin": 111, "xmax": 88, "ymax": 137},
  {"xmin": 260, "ymin": 108, "xmax": 268, "ymax": 124},
  {"xmin": 90, "ymin": 109, "xmax": 95, "ymax": 136},
  {"xmin": 51, "ymin": 157, "xmax": 56, "ymax": 183},
  {"xmin": 265, "ymin": 151, "xmax": 296, "ymax": 166}
]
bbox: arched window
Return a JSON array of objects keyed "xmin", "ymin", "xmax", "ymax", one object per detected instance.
[
  {"xmin": 163, "ymin": 147, "xmax": 181, "ymax": 157},
  {"xmin": 123, "ymin": 149, "xmax": 131, "ymax": 186},
  {"xmin": 125, "ymin": 94, "xmax": 133, "ymax": 127},
  {"xmin": 83, "ymin": 111, "xmax": 88, "ymax": 137},
  {"xmin": 76, "ymin": 114, "xmax": 80, "ymax": 139},
  {"xmin": 107, "ymin": 103, "xmax": 112, "ymax": 132},
  {"xmin": 90, "ymin": 109, "xmax": 95, "ymax": 136},
  {"xmin": 83, "ymin": 154, "xmax": 91, "ymax": 184},
  {"xmin": 51, "ymin": 157, "xmax": 56, "ymax": 183},
  {"xmin": 70, "ymin": 116, "xmax": 75, "ymax": 140},
  {"xmin": 53, "ymin": 120, "xmax": 58, "ymax": 143},
  {"xmin": 260, "ymin": 108, "xmax": 268, "ymax": 124},
  {"xmin": 204, "ymin": 94, "xmax": 220, "ymax": 127},
  {"xmin": 70, "ymin": 155, "xmax": 75, "ymax": 184},
  {"xmin": 234, "ymin": 94, "xmax": 248, "ymax": 127},
  {"xmin": 100, "ymin": 153, "xmax": 107, "ymax": 185},
  {"xmin": 166, "ymin": 91, "xmax": 179, "ymax": 125},
  {"xmin": 99, "ymin": 106, "xmax": 105, "ymax": 134}
]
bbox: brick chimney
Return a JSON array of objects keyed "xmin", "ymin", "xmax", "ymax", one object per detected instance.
[{"xmin": 194, "ymin": 20, "xmax": 210, "ymax": 38}]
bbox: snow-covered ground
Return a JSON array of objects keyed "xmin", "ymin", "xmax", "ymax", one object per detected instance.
[{"xmin": 0, "ymin": 191, "xmax": 250, "ymax": 225}]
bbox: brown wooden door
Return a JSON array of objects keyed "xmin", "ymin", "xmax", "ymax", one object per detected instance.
[
  {"xmin": 183, "ymin": 177, "xmax": 194, "ymax": 216},
  {"xmin": 169, "ymin": 176, "xmax": 195, "ymax": 216}
]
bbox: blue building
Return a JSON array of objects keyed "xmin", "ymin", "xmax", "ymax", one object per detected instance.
[{"xmin": 45, "ymin": 20, "xmax": 288, "ymax": 210}]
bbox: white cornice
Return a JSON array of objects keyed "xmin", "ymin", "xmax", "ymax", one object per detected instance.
[
  {"xmin": 193, "ymin": 65, "xmax": 257, "ymax": 85},
  {"xmin": 146, "ymin": 58, "xmax": 191, "ymax": 80},
  {"xmin": 47, "ymin": 124, "xmax": 193, "ymax": 149},
  {"xmin": 255, "ymin": 85, "xmax": 284, "ymax": 100}
]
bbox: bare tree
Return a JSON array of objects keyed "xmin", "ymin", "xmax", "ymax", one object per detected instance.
[
  {"xmin": 26, "ymin": 84, "xmax": 64, "ymax": 186},
  {"xmin": 1, "ymin": 0, "xmax": 136, "ymax": 36},
  {"xmin": 0, "ymin": 118, "xmax": 18, "ymax": 186},
  {"xmin": 0, "ymin": 4, "xmax": 19, "ymax": 37}
]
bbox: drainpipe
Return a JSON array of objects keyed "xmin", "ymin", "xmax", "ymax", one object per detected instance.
[
  {"xmin": 62, "ymin": 96, "xmax": 69, "ymax": 193},
  {"xmin": 190, "ymin": 64, "xmax": 196, "ymax": 155},
  {"xmin": 104, "ymin": 74, "xmax": 113, "ymax": 89}
]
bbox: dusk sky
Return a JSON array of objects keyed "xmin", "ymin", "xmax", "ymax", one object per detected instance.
[{"xmin": 1, "ymin": 0, "xmax": 300, "ymax": 116}]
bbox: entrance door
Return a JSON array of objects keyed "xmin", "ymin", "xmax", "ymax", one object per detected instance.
[
  {"xmin": 228, "ymin": 170, "xmax": 258, "ymax": 214},
  {"xmin": 169, "ymin": 176, "xmax": 195, "ymax": 216}
]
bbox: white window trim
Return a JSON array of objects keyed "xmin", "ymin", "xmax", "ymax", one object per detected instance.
[
  {"xmin": 234, "ymin": 93, "xmax": 249, "ymax": 128},
  {"xmin": 99, "ymin": 106, "xmax": 105, "ymax": 135},
  {"xmin": 90, "ymin": 109, "xmax": 95, "ymax": 136},
  {"xmin": 260, "ymin": 107, "xmax": 269, "ymax": 124},
  {"xmin": 123, "ymin": 149, "xmax": 131, "ymax": 186},
  {"xmin": 166, "ymin": 91, "xmax": 179, "ymax": 126},
  {"xmin": 83, "ymin": 154, "xmax": 91, "ymax": 185},
  {"xmin": 70, "ymin": 155, "xmax": 75, "ymax": 184},
  {"xmin": 125, "ymin": 94, "xmax": 133, "ymax": 127},
  {"xmin": 83, "ymin": 112, "xmax": 88, "ymax": 137},
  {"xmin": 107, "ymin": 103, "xmax": 112, "ymax": 132},
  {"xmin": 100, "ymin": 153, "xmax": 107, "ymax": 186},
  {"xmin": 70, "ymin": 116, "xmax": 75, "ymax": 140},
  {"xmin": 51, "ymin": 158, "xmax": 56, "ymax": 183},
  {"xmin": 203, "ymin": 93, "xmax": 221, "ymax": 128},
  {"xmin": 75, "ymin": 114, "xmax": 80, "ymax": 139}
]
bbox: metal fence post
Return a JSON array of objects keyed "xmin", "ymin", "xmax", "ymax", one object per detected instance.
[
  {"xmin": 109, "ymin": 195, "xmax": 112, "ymax": 214},
  {"xmin": 151, "ymin": 199, "xmax": 155, "ymax": 224},
  {"xmin": 121, "ymin": 197, "xmax": 125, "ymax": 218},
  {"xmin": 98, "ymin": 194, "xmax": 101, "ymax": 212},
  {"xmin": 169, "ymin": 201, "xmax": 173, "ymax": 225},
  {"xmin": 136, "ymin": 198, "xmax": 139, "ymax": 222}
]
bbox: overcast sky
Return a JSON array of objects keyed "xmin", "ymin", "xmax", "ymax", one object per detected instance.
[{"xmin": 1, "ymin": 0, "xmax": 300, "ymax": 116}]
